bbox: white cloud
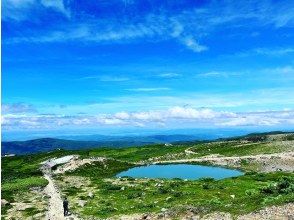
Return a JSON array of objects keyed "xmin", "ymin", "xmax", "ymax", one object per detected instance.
[
  {"xmin": 114, "ymin": 112, "xmax": 130, "ymax": 120},
  {"xmin": 167, "ymin": 107, "xmax": 216, "ymax": 119},
  {"xmin": 99, "ymin": 118, "xmax": 126, "ymax": 125}
]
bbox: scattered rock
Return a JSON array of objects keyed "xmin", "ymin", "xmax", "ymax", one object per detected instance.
[
  {"xmin": 15, "ymin": 203, "xmax": 32, "ymax": 211},
  {"xmin": 142, "ymin": 213, "xmax": 151, "ymax": 219},
  {"xmin": 1, "ymin": 199, "xmax": 9, "ymax": 206},
  {"xmin": 77, "ymin": 200, "xmax": 87, "ymax": 207},
  {"xmin": 202, "ymin": 212, "xmax": 231, "ymax": 220},
  {"xmin": 161, "ymin": 208, "xmax": 167, "ymax": 212},
  {"xmin": 33, "ymin": 213, "xmax": 44, "ymax": 218},
  {"xmin": 166, "ymin": 197, "xmax": 172, "ymax": 202},
  {"xmin": 157, "ymin": 213, "xmax": 165, "ymax": 219},
  {"xmin": 88, "ymin": 192, "xmax": 94, "ymax": 198}
]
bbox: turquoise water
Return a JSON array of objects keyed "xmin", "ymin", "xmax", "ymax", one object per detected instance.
[{"xmin": 116, "ymin": 164, "xmax": 243, "ymax": 180}]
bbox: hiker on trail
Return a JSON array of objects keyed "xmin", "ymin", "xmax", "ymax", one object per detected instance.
[{"xmin": 63, "ymin": 197, "xmax": 69, "ymax": 216}]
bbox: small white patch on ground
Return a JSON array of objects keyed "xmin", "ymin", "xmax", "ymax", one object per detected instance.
[
  {"xmin": 54, "ymin": 156, "xmax": 106, "ymax": 174},
  {"xmin": 185, "ymin": 147, "xmax": 198, "ymax": 155},
  {"xmin": 41, "ymin": 155, "xmax": 76, "ymax": 169}
]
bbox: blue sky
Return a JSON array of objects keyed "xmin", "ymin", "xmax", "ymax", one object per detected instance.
[{"xmin": 2, "ymin": 0, "xmax": 294, "ymax": 138}]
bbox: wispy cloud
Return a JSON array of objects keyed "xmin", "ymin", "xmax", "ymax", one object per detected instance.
[
  {"xmin": 196, "ymin": 65, "xmax": 294, "ymax": 78},
  {"xmin": 239, "ymin": 47, "xmax": 294, "ymax": 57},
  {"xmin": 157, "ymin": 73, "xmax": 182, "ymax": 79},
  {"xmin": 2, "ymin": 103, "xmax": 38, "ymax": 114},
  {"xmin": 126, "ymin": 87, "xmax": 171, "ymax": 92},
  {"xmin": 254, "ymin": 48, "xmax": 294, "ymax": 56},
  {"xmin": 4, "ymin": 1, "xmax": 294, "ymax": 52},
  {"xmin": 81, "ymin": 75, "xmax": 130, "ymax": 82},
  {"xmin": 196, "ymin": 71, "xmax": 241, "ymax": 78},
  {"xmin": 181, "ymin": 36, "xmax": 208, "ymax": 52},
  {"xmin": 4, "ymin": 20, "xmax": 163, "ymax": 44},
  {"xmin": 2, "ymin": 0, "xmax": 70, "ymax": 21},
  {"xmin": 262, "ymin": 66, "xmax": 294, "ymax": 76}
]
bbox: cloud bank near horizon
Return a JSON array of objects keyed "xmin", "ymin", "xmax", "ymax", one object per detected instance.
[{"xmin": 2, "ymin": 104, "xmax": 294, "ymax": 131}]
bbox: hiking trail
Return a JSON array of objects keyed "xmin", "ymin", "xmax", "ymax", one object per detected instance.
[{"xmin": 44, "ymin": 173, "xmax": 79, "ymax": 220}]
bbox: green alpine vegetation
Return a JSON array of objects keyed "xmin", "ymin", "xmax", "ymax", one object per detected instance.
[{"xmin": 1, "ymin": 132, "xmax": 294, "ymax": 219}]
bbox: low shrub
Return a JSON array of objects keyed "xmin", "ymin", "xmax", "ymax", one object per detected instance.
[
  {"xmin": 208, "ymin": 197, "xmax": 222, "ymax": 205},
  {"xmin": 158, "ymin": 186, "xmax": 170, "ymax": 194},
  {"xmin": 202, "ymin": 183, "xmax": 211, "ymax": 190},
  {"xmin": 172, "ymin": 191, "xmax": 183, "ymax": 197},
  {"xmin": 260, "ymin": 176, "xmax": 294, "ymax": 194},
  {"xmin": 127, "ymin": 192, "xmax": 142, "ymax": 199},
  {"xmin": 63, "ymin": 186, "xmax": 80, "ymax": 196},
  {"xmin": 245, "ymin": 189, "xmax": 259, "ymax": 196},
  {"xmin": 199, "ymin": 177, "xmax": 215, "ymax": 182}
]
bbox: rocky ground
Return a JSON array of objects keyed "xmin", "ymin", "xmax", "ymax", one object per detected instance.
[
  {"xmin": 4, "ymin": 188, "xmax": 47, "ymax": 219},
  {"xmin": 238, "ymin": 203, "xmax": 294, "ymax": 220},
  {"xmin": 114, "ymin": 203, "xmax": 294, "ymax": 220},
  {"xmin": 54, "ymin": 156, "xmax": 106, "ymax": 174},
  {"xmin": 153, "ymin": 152, "xmax": 294, "ymax": 173}
]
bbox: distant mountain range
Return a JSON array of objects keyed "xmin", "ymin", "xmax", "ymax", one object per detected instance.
[
  {"xmin": 1, "ymin": 138, "xmax": 150, "ymax": 155},
  {"xmin": 2, "ymin": 131, "xmax": 292, "ymax": 155},
  {"xmin": 1, "ymin": 134, "xmax": 200, "ymax": 155}
]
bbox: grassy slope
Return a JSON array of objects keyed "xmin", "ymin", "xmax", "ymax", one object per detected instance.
[
  {"xmin": 60, "ymin": 134, "xmax": 294, "ymax": 218},
  {"xmin": 1, "ymin": 133, "xmax": 294, "ymax": 218},
  {"xmin": 59, "ymin": 162, "xmax": 294, "ymax": 218},
  {"xmin": 1, "ymin": 150, "xmax": 77, "ymax": 216}
]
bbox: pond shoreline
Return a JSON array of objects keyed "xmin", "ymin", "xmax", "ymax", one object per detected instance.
[{"xmin": 116, "ymin": 163, "xmax": 243, "ymax": 180}]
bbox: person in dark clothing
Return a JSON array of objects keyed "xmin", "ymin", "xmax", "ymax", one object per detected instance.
[{"xmin": 63, "ymin": 197, "xmax": 69, "ymax": 216}]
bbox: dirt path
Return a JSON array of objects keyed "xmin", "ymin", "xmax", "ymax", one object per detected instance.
[
  {"xmin": 153, "ymin": 152, "xmax": 294, "ymax": 172},
  {"xmin": 154, "ymin": 152, "xmax": 294, "ymax": 163},
  {"xmin": 44, "ymin": 174, "xmax": 65, "ymax": 220},
  {"xmin": 44, "ymin": 173, "xmax": 79, "ymax": 220}
]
